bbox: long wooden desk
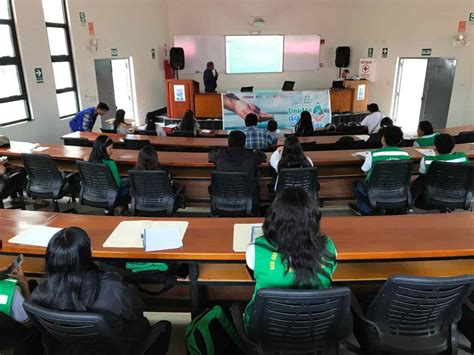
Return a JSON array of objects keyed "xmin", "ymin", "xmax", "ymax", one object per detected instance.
[
  {"xmin": 2, "ymin": 142, "xmax": 473, "ymax": 205},
  {"xmin": 0, "ymin": 210, "xmax": 473, "ymax": 316},
  {"xmin": 62, "ymin": 131, "xmax": 355, "ymax": 147}
]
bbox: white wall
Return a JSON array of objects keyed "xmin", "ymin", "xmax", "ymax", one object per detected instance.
[
  {"xmin": 167, "ymin": 0, "xmax": 474, "ymax": 127},
  {"xmin": 1, "ymin": 0, "xmax": 170, "ymax": 144}
]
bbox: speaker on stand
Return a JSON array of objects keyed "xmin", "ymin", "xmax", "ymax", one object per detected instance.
[
  {"xmin": 335, "ymin": 46, "xmax": 350, "ymax": 78},
  {"xmin": 170, "ymin": 47, "xmax": 185, "ymax": 79}
]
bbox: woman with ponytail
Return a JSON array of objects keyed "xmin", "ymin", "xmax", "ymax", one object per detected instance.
[{"xmin": 244, "ymin": 187, "xmax": 337, "ymax": 328}]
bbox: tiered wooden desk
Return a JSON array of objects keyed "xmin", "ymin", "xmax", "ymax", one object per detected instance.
[{"xmin": 0, "ymin": 210, "xmax": 472, "ymax": 316}]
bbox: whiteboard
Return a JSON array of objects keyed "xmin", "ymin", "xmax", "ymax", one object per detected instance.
[
  {"xmin": 173, "ymin": 35, "xmax": 225, "ymax": 74},
  {"xmin": 173, "ymin": 35, "xmax": 320, "ymax": 73}
]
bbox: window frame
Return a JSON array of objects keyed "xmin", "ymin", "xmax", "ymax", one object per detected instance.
[
  {"xmin": 44, "ymin": 0, "xmax": 79, "ymax": 119},
  {"xmin": 0, "ymin": 0, "xmax": 31, "ymax": 127}
]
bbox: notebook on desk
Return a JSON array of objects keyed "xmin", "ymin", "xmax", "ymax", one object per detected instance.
[
  {"xmin": 233, "ymin": 223, "xmax": 263, "ymax": 252},
  {"xmin": 352, "ymin": 151, "xmax": 370, "ymax": 160},
  {"xmin": 9, "ymin": 226, "xmax": 62, "ymax": 247},
  {"xmin": 103, "ymin": 220, "xmax": 188, "ymax": 248}
]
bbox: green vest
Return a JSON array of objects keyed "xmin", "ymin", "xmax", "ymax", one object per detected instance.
[
  {"xmin": 0, "ymin": 279, "xmax": 18, "ymax": 317},
  {"xmin": 422, "ymin": 152, "xmax": 469, "ymax": 173},
  {"xmin": 367, "ymin": 146, "xmax": 411, "ymax": 180},
  {"xmin": 102, "ymin": 159, "xmax": 122, "ymax": 187},
  {"xmin": 415, "ymin": 132, "xmax": 440, "ymax": 147},
  {"xmin": 244, "ymin": 236, "xmax": 337, "ymax": 328}
]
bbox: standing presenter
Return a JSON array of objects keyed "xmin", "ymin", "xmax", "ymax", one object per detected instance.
[{"xmin": 203, "ymin": 61, "xmax": 218, "ymax": 93}]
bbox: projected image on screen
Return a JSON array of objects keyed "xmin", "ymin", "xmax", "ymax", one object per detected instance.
[{"xmin": 226, "ymin": 35, "xmax": 284, "ymax": 74}]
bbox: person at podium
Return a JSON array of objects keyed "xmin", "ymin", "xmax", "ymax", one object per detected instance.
[{"xmin": 203, "ymin": 61, "xmax": 218, "ymax": 93}]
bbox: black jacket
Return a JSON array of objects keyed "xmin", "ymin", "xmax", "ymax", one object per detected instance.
[{"xmin": 203, "ymin": 68, "xmax": 217, "ymax": 93}]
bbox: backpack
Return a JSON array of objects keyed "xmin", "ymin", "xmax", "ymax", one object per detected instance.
[{"xmin": 185, "ymin": 305, "xmax": 244, "ymax": 355}]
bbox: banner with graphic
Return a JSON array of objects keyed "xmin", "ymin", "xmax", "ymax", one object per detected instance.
[{"xmin": 222, "ymin": 90, "xmax": 332, "ymax": 131}]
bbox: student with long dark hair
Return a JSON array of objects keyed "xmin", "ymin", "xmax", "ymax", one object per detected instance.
[
  {"xmin": 178, "ymin": 110, "xmax": 200, "ymax": 135},
  {"xmin": 270, "ymin": 135, "xmax": 313, "ymax": 173},
  {"xmin": 113, "ymin": 109, "xmax": 132, "ymax": 134},
  {"xmin": 294, "ymin": 111, "xmax": 315, "ymax": 136},
  {"xmin": 30, "ymin": 227, "xmax": 171, "ymax": 354},
  {"xmin": 88, "ymin": 135, "xmax": 129, "ymax": 213},
  {"xmin": 138, "ymin": 112, "xmax": 166, "ymax": 137},
  {"xmin": 244, "ymin": 188, "xmax": 337, "ymax": 327}
]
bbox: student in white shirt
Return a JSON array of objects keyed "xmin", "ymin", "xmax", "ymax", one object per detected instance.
[{"xmin": 361, "ymin": 103, "xmax": 383, "ymax": 134}]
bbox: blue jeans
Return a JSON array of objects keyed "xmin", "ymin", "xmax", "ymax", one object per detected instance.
[{"xmin": 353, "ymin": 180, "xmax": 373, "ymax": 215}]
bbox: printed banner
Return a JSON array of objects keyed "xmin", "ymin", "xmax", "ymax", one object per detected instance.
[{"xmin": 222, "ymin": 90, "xmax": 332, "ymax": 130}]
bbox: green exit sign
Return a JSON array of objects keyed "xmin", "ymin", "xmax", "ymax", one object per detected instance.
[
  {"xmin": 469, "ymin": 12, "xmax": 474, "ymax": 24},
  {"xmin": 421, "ymin": 48, "xmax": 432, "ymax": 56},
  {"xmin": 111, "ymin": 48, "xmax": 118, "ymax": 57},
  {"xmin": 79, "ymin": 12, "xmax": 86, "ymax": 26},
  {"xmin": 34, "ymin": 68, "xmax": 44, "ymax": 84}
]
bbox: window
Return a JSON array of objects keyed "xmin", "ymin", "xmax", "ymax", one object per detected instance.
[
  {"xmin": 0, "ymin": 0, "xmax": 30, "ymax": 126},
  {"xmin": 42, "ymin": 0, "xmax": 78, "ymax": 118}
]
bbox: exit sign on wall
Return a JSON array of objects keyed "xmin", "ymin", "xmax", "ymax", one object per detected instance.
[{"xmin": 421, "ymin": 48, "xmax": 432, "ymax": 56}]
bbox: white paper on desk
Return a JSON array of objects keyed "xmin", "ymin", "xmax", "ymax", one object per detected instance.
[
  {"xmin": 143, "ymin": 226, "xmax": 183, "ymax": 251},
  {"xmin": 9, "ymin": 226, "xmax": 62, "ymax": 247},
  {"xmin": 165, "ymin": 124, "xmax": 178, "ymax": 129},
  {"xmin": 233, "ymin": 223, "xmax": 263, "ymax": 252},
  {"xmin": 352, "ymin": 151, "xmax": 370, "ymax": 160},
  {"xmin": 103, "ymin": 220, "xmax": 188, "ymax": 248},
  {"xmin": 8, "ymin": 142, "xmax": 40, "ymax": 153},
  {"xmin": 354, "ymin": 135, "xmax": 370, "ymax": 141},
  {"xmin": 415, "ymin": 148, "xmax": 436, "ymax": 156},
  {"xmin": 200, "ymin": 129, "xmax": 211, "ymax": 134}
]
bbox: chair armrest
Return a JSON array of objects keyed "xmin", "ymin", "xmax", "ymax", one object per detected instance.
[
  {"xmin": 140, "ymin": 320, "xmax": 172, "ymax": 354},
  {"xmin": 230, "ymin": 302, "xmax": 254, "ymax": 346}
]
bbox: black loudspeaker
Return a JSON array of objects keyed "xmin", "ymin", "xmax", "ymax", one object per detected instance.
[
  {"xmin": 335, "ymin": 47, "xmax": 350, "ymax": 68},
  {"xmin": 170, "ymin": 47, "xmax": 185, "ymax": 70}
]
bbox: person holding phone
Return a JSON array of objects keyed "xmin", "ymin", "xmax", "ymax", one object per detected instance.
[
  {"xmin": 203, "ymin": 61, "xmax": 218, "ymax": 93},
  {"xmin": 0, "ymin": 255, "xmax": 31, "ymax": 325}
]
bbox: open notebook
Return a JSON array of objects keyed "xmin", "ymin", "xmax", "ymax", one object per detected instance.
[
  {"xmin": 233, "ymin": 223, "xmax": 263, "ymax": 252},
  {"xmin": 103, "ymin": 220, "xmax": 188, "ymax": 249},
  {"xmin": 8, "ymin": 226, "xmax": 62, "ymax": 247}
]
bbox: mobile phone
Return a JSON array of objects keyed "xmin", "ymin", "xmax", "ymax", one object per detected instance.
[
  {"xmin": 0, "ymin": 156, "xmax": 7, "ymax": 162},
  {"xmin": 5, "ymin": 254, "xmax": 24, "ymax": 275}
]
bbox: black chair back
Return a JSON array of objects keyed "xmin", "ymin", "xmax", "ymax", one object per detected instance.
[
  {"xmin": 0, "ymin": 312, "xmax": 34, "ymax": 350},
  {"xmin": 367, "ymin": 160, "xmax": 413, "ymax": 210},
  {"xmin": 21, "ymin": 154, "xmax": 64, "ymax": 200},
  {"xmin": 123, "ymin": 139, "xmax": 151, "ymax": 150},
  {"xmin": 210, "ymin": 171, "xmax": 254, "ymax": 216},
  {"xmin": 247, "ymin": 288, "xmax": 352, "ymax": 354},
  {"xmin": 340, "ymin": 125, "xmax": 368, "ymax": 135},
  {"xmin": 423, "ymin": 161, "xmax": 473, "ymax": 210},
  {"xmin": 23, "ymin": 301, "xmax": 125, "ymax": 355},
  {"xmin": 240, "ymin": 86, "xmax": 253, "ymax": 92},
  {"xmin": 63, "ymin": 138, "xmax": 93, "ymax": 147},
  {"xmin": 364, "ymin": 275, "xmax": 474, "ymax": 353},
  {"xmin": 275, "ymin": 167, "xmax": 319, "ymax": 199},
  {"xmin": 76, "ymin": 161, "xmax": 118, "ymax": 211},
  {"xmin": 138, "ymin": 130, "xmax": 158, "ymax": 136},
  {"xmin": 455, "ymin": 131, "xmax": 474, "ymax": 144},
  {"xmin": 172, "ymin": 130, "xmax": 195, "ymax": 137},
  {"xmin": 100, "ymin": 128, "xmax": 117, "ymax": 134},
  {"xmin": 129, "ymin": 170, "xmax": 175, "ymax": 216}
]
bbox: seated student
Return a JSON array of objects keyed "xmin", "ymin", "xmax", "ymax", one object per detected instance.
[
  {"xmin": 69, "ymin": 102, "xmax": 109, "ymax": 132},
  {"xmin": 113, "ymin": 109, "xmax": 132, "ymax": 134},
  {"xmin": 0, "ymin": 264, "xmax": 42, "ymax": 354},
  {"xmin": 30, "ymin": 227, "xmax": 170, "ymax": 354},
  {"xmin": 88, "ymin": 135, "xmax": 129, "ymax": 214},
  {"xmin": 411, "ymin": 133, "xmax": 469, "ymax": 204},
  {"xmin": 209, "ymin": 131, "xmax": 266, "ymax": 186},
  {"xmin": 269, "ymin": 135, "xmax": 313, "ymax": 173},
  {"xmin": 349, "ymin": 126, "xmax": 410, "ymax": 215},
  {"xmin": 366, "ymin": 116, "xmax": 393, "ymax": 147},
  {"xmin": 360, "ymin": 103, "xmax": 383, "ymax": 134},
  {"xmin": 266, "ymin": 119, "xmax": 281, "ymax": 141},
  {"xmin": 0, "ymin": 157, "xmax": 26, "ymax": 205},
  {"xmin": 244, "ymin": 187, "xmax": 337, "ymax": 328},
  {"xmin": 242, "ymin": 113, "xmax": 277, "ymax": 150},
  {"xmin": 294, "ymin": 111, "xmax": 315, "ymax": 136},
  {"xmin": 414, "ymin": 120, "xmax": 439, "ymax": 147},
  {"xmin": 178, "ymin": 110, "xmax": 200, "ymax": 136},
  {"xmin": 137, "ymin": 112, "xmax": 166, "ymax": 137}
]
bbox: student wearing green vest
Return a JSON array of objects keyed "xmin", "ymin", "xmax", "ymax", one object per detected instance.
[
  {"xmin": 88, "ymin": 135, "xmax": 129, "ymax": 215},
  {"xmin": 0, "ymin": 264, "xmax": 31, "ymax": 325},
  {"xmin": 412, "ymin": 133, "xmax": 469, "ymax": 205},
  {"xmin": 244, "ymin": 188, "xmax": 337, "ymax": 329},
  {"xmin": 350, "ymin": 126, "xmax": 410, "ymax": 215},
  {"xmin": 414, "ymin": 120, "xmax": 439, "ymax": 147}
]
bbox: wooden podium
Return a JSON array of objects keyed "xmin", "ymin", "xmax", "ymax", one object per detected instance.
[
  {"xmin": 343, "ymin": 80, "xmax": 369, "ymax": 113},
  {"xmin": 330, "ymin": 88, "xmax": 353, "ymax": 113},
  {"xmin": 165, "ymin": 79, "xmax": 199, "ymax": 118}
]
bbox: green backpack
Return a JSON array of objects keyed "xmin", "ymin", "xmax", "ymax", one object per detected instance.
[{"xmin": 185, "ymin": 305, "xmax": 244, "ymax": 355}]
